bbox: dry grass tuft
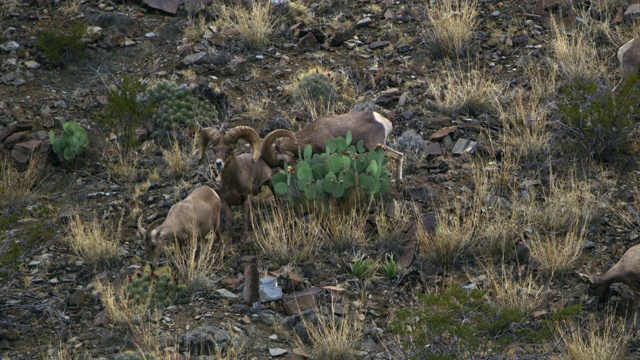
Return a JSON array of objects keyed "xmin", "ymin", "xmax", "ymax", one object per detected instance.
[
  {"xmin": 525, "ymin": 223, "xmax": 587, "ymax": 278},
  {"xmin": 482, "ymin": 263, "xmax": 548, "ymax": 314},
  {"xmin": 66, "ymin": 211, "xmax": 121, "ymax": 273},
  {"xmin": 216, "ymin": 1, "xmax": 276, "ymax": 48},
  {"xmin": 428, "ymin": 65, "xmax": 503, "ymax": 116},
  {"xmin": 296, "ymin": 299, "xmax": 364, "ymax": 360},
  {"xmin": 0, "ymin": 155, "xmax": 46, "ymax": 206},
  {"xmin": 162, "ymin": 136, "xmax": 192, "ymax": 179},
  {"xmin": 108, "ymin": 151, "xmax": 142, "ymax": 184},
  {"xmin": 165, "ymin": 231, "xmax": 226, "ymax": 290},
  {"xmin": 416, "ymin": 198, "xmax": 477, "ymax": 268},
  {"xmin": 551, "ymin": 315, "xmax": 629, "ymax": 360},
  {"xmin": 374, "ymin": 199, "xmax": 411, "ymax": 241},
  {"xmin": 323, "ymin": 207, "xmax": 371, "ymax": 251},
  {"xmin": 92, "ymin": 279, "xmax": 160, "ymax": 354},
  {"xmin": 252, "ymin": 203, "xmax": 325, "ymax": 265},
  {"xmin": 549, "ymin": 16, "xmax": 607, "ymax": 82},
  {"xmin": 416, "ymin": 0, "xmax": 479, "ymax": 58}
]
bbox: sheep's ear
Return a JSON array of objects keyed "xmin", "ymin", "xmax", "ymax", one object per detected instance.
[{"xmin": 578, "ymin": 272, "xmax": 595, "ymax": 284}]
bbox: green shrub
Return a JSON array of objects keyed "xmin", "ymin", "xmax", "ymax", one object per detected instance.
[
  {"xmin": 557, "ymin": 75, "xmax": 640, "ymax": 162},
  {"xmin": 272, "ymin": 131, "xmax": 389, "ymax": 211},
  {"xmin": 146, "ymin": 80, "xmax": 218, "ymax": 130},
  {"xmin": 36, "ymin": 23, "xmax": 86, "ymax": 64},
  {"xmin": 48, "ymin": 121, "xmax": 88, "ymax": 162},
  {"xmin": 94, "ymin": 73, "xmax": 155, "ymax": 156},
  {"xmin": 124, "ymin": 264, "xmax": 187, "ymax": 309}
]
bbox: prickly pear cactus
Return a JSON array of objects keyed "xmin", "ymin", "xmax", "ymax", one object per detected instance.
[
  {"xmin": 272, "ymin": 130, "xmax": 389, "ymax": 211},
  {"xmin": 146, "ymin": 80, "xmax": 218, "ymax": 130},
  {"xmin": 48, "ymin": 121, "xmax": 89, "ymax": 162},
  {"xmin": 124, "ymin": 264, "xmax": 186, "ymax": 309}
]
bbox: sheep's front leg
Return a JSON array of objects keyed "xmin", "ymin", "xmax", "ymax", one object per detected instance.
[
  {"xmin": 632, "ymin": 293, "xmax": 640, "ymax": 328},
  {"xmin": 223, "ymin": 201, "xmax": 233, "ymax": 236},
  {"xmin": 242, "ymin": 196, "xmax": 252, "ymax": 236}
]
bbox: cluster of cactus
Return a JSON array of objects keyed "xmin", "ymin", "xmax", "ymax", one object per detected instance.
[
  {"xmin": 123, "ymin": 264, "xmax": 186, "ymax": 309},
  {"xmin": 146, "ymin": 80, "xmax": 218, "ymax": 130},
  {"xmin": 272, "ymin": 131, "xmax": 389, "ymax": 209},
  {"xmin": 48, "ymin": 121, "xmax": 88, "ymax": 162},
  {"xmin": 292, "ymin": 70, "xmax": 337, "ymax": 109}
]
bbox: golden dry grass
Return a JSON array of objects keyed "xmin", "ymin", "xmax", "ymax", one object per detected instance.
[
  {"xmin": 252, "ymin": 203, "xmax": 325, "ymax": 265},
  {"xmin": 66, "ymin": 212, "xmax": 120, "ymax": 273},
  {"xmin": 165, "ymin": 231, "xmax": 226, "ymax": 290},
  {"xmin": 549, "ymin": 16, "xmax": 608, "ymax": 82},
  {"xmin": 295, "ymin": 299, "xmax": 364, "ymax": 360},
  {"xmin": 551, "ymin": 315, "xmax": 629, "ymax": 360},
  {"xmin": 92, "ymin": 279, "xmax": 161, "ymax": 355},
  {"xmin": 216, "ymin": 0, "xmax": 276, "ymax": 48},
  {"xmin": 0, "ymin": 155, "xmax": 46, "ymax": 206},
  {"xmin": 416, "ymin": 0, "xmax": 479, "ymax": 58},
  {"xmin": 481, "ymin": 263, "xmax": 548, "ymax": 314},
  {"xmin": 322, "ymin": 207, "xmax": 371, "ymax": 251},
  {"xmin": 416, "ymin": 197, "xmax": 477, "ymax": 268},
  {"xmin": 108, "ymin": 151, "xmax": 142, "ymax": 184},
  {"xmin": 162, "ymin": 136, "xmax": 192, "ymax": 179},
  {"xmin": 428, "ymin": 64, "xmax": 503, "ymax": 116}
]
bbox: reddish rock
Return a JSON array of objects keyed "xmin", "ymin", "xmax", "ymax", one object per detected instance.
[
  {"xmin": 429, "ymin": 126, "xmax": 457, "ymax": 141},
  {"xmin": 283, "ymin": 287, "xmax": 323, "ymax": 316},
  {"xmin": 3, "ymin": 131, "xmax": 30, "ymax": 149},
  {"xmin": 11, "ymin": 139, "xmax": 42, "ymax": 164},
  {"xmin": 93, "ymin": 309, "xmax": 110, "ymax": 327}
]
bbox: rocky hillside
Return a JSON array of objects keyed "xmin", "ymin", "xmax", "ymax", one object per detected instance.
[{"xmin": 2, "ymin": 0, "xmax": 640, "ymax": 359}]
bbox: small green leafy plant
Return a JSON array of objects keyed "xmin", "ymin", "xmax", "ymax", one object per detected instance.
[
  {"xmin": 272, "ymin": 131, "xmax": 389, "ymax": 211},
  {"xmin": 146, "ymin": 80, "xmax": 218, "ymax": 130},
  {"xmin": 36, "ymin": 23, "xmax": 86, "ymax": 65},
  {"xmin": 48, "ymin": 121, "xmax": 88, "ymax": 162},
  {"xmin": 124, "ymin": 264, "xmax": 187, "ymax": 309},
  {"xmin": 378, "ymin": 253, "xmax": 397, "ymax": 278},
  {"xmin": 349, "ymin": 253, "xmax": 377, "ymax": 279}
]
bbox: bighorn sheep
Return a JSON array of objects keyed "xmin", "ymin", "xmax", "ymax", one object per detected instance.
[
  {"xmin": 273, "ymin": 111, "xmax": 404, "ymax": 184},
  {"xmin": 613, "ymin": 38, "xmax": 640, "ymax": 96},
  {"xmin": 137, "ymin": 185, "xmax": 222, "ymax": 263},
  {"xmin": 579, "ymin": 243, "xmax": 640, "ymax": 327},
  {"xmin": 198, "ymin": 126, "xmax": 296, "ymax": 235}
]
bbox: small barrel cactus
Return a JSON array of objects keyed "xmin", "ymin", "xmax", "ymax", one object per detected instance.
[
  {"xmin": 146, "ymin": 80, "xmax": 218, "ymax": 130},
  {"xmin": 292, "ymin": 70, "xmax": 337, "ymax": 111}
]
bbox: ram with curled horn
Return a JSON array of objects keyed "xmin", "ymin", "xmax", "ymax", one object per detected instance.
[
  {"xmin": 137, "ymin": 185, "xmax": 222, "ymax": 263},
  {"xmin": 199, "ymin": 125, "xmax": 297, "ymax": 235}
]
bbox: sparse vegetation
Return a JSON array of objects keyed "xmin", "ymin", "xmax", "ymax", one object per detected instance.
[
  {"xmin": 66, "ymin": 212, "xmax": 121, "ymax": 273},
  {"xmin": 36, "ymin": 23, "xmax": 86, "ymax": 64},
  {"xmin": 216, "ymin": 0, "xmax": 276, "ymax": 48},
  {"xmin": 551, "ymin": 315, "xmax": 630, "ymax": 360},
  {"xmin": 416, "ymin": 0, "xmax": 480, "ymax": 58}
]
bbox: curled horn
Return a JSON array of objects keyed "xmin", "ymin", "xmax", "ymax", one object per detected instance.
[
  {"xmin": 137, "ymin": 215, "xmax": 164, "ymax": 241},
  {"xmin": 137, "ymin": 214, "xmax": 147, "ymax": 238},
  {"xmin": 198, "ymin": 127, "xmax": 222, "ymax": 165},
  {"xmin": 223, "ymin": 126, "xmax": 261, "ymax": 163},
  {"xmin": 261, "ymin": 129, "xmax": 297, "ymax": 167}
]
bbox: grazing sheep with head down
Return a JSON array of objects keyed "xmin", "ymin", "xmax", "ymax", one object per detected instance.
[
  {"xmin": 613, "ymin": 38, "xmax": 640, "ymax": 96},
  {"xmin": 273, "ymin": 111, "xmax": 404, "ymax": 184},
  {"xmin": 198, "ymin": 126, "xmax": 296, "ymax": 235},
  {"xmin": 579, "ymin": 243, "xmax": 640, "ymax": 327},
  {"xmin": 137, "ymin": 185, "xmax": 222, "ymax": 263}
]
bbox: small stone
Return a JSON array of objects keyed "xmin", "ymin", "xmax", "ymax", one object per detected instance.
[
  {"xmin": 492, "ymin": 11, "xmax": 500, "ymax": 16},
  {"xmin": 625, "ymin": 3, "xmax": 640, "ymax": 16},
  {"xmin": 269, "ymin": 348, "xmax": 288, "ymax": 357},
  {"xmin": 0, "ymin": 41, "xmax": 19, "ymax": 52},
  {"xmin": 84, "ymin": 26, "xmax": 103, "ymax": 42},
  {"xmin": 23, "ymin": 60, "xmax": 40, "ymax": 69},
  {"xmin": 356, "ymin": 17, "xmax": 373, "ymax": 28},
  {"xmin": 216, "ymin": 288, "xmax": 239, "ymax": 299},
  {"xmin": 369, "ymin": 40, "xmax": 390, "ymax": 49}
]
